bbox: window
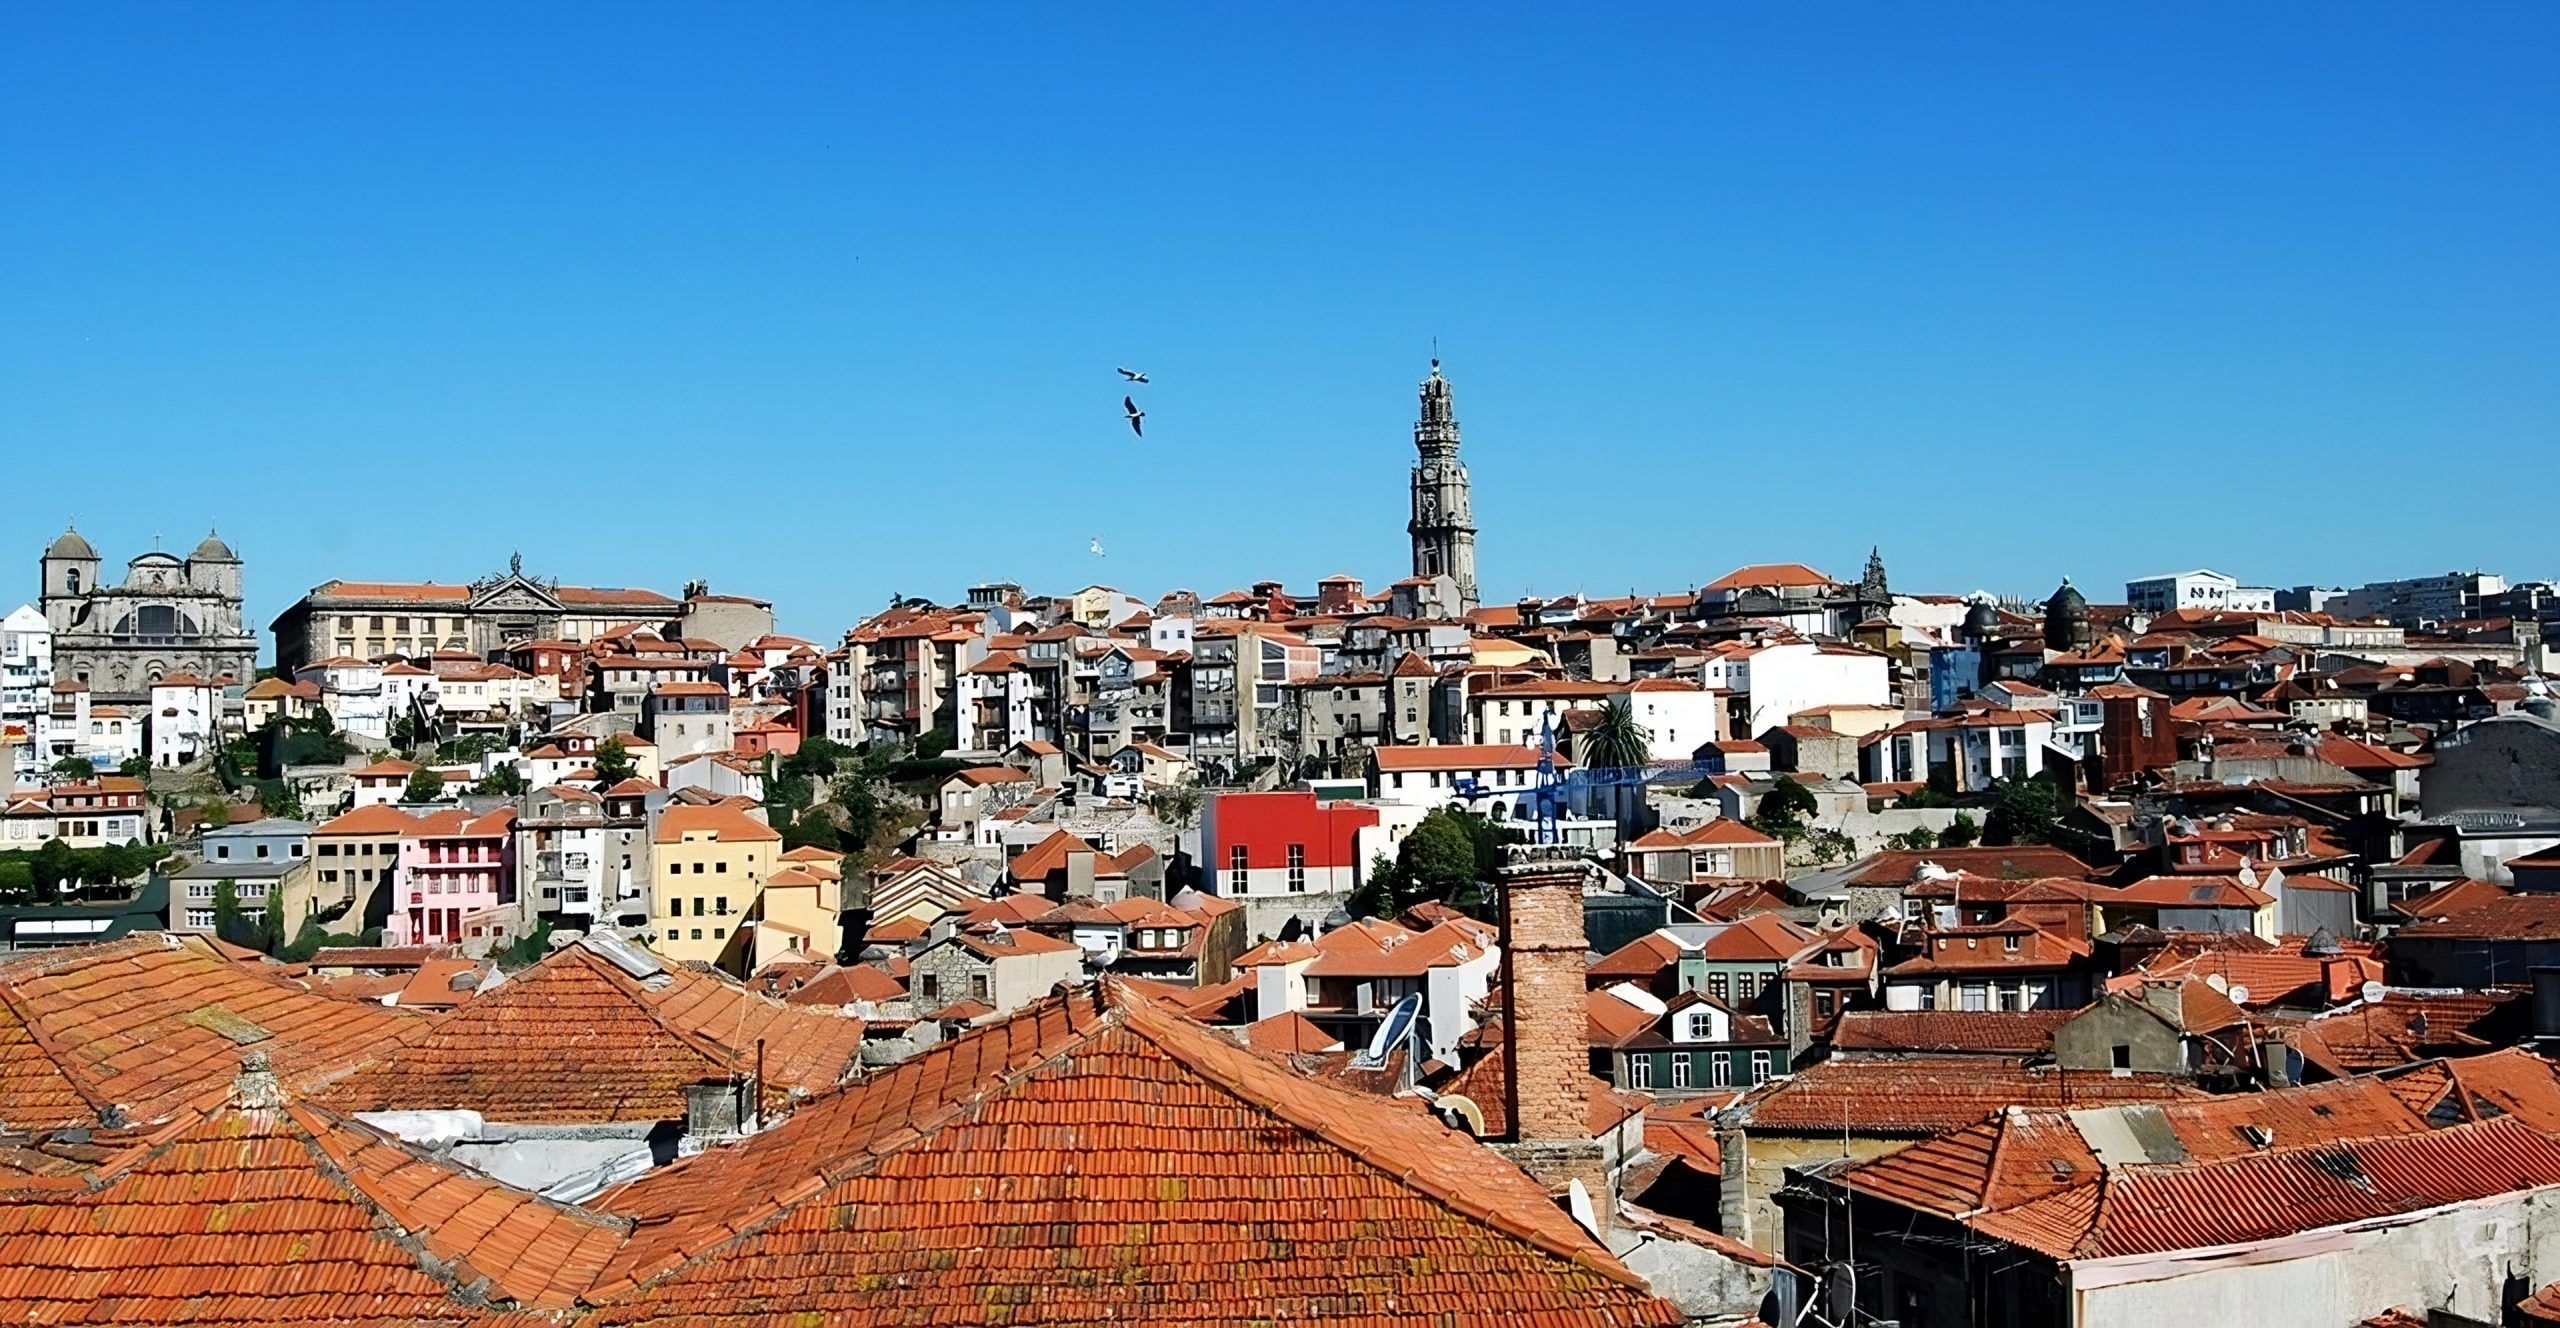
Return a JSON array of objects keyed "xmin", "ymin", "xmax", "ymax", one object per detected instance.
[
  {"xmin": 715, "ymin": 860, "xmax": 727, "ymax": 873},
  {"xmin": 1228, "ymin": 844, "xmax": 1248, "ymax": 878},
  {"xmin": 1286, "ymin": 844, "xmax": 1306, "ymax": 893},
  {"xmin": 970, "ymin": 973, "xmax": 991, "ymax": 1002},
  {"xmin": 1707, "ymin": 972, "xmax": 1730, "ymax": 1002},
  {"xmin": 690, "ymin": 928, "xmax": 702, "ymax": 940},
  {"xmin": 1814, "ymin": 990, "xmax": 1837, "ymax": 1018},
  {"xmin": 1710, "ymin": 1055, "xmax": 1732, "ymax": 1088},
  {"xmin": 2003, "ymin": 934, "xmax": 2020, "ymax": 952},
  {"xmin": 2111, "ymin": 1043, "xmax": 2133, "ymax": 1071},
  {"xmin": 1750, "ymin": 1050, "xmax": 1772, "ymax": 1084},
  {"xmin": 1671, "ymin": 1056, "xmax": 1693, "ymax": 1090},
  {"xmin": 693, "ymin": 897, "xmax": 706, "ymax": 917},
  {"xmin": 1960, "ymin": 983, "xmax": 1989, "ymax": 1011},
  {"xmin": 920, "ymin": 974, "xmax": 941, "ymax": 1003},
  {"xmin": 1628, "ymin": 1056, "xmax": 1652, "ymax": 1090},
  {"xmin": 1684, "ymin": 1011, "xmax": 1714, "ymax": 1041}
]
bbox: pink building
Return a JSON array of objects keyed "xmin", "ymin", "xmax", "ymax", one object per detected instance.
[{"xmin": 391, "ymin": 806, "xmax": 519, "ymax": 947}]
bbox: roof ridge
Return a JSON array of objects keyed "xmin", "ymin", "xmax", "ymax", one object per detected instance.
[
  {"xmin": 583, "ymin": 987, "xmax": 1119, "ymax": 1302},
  {"xmin": 1107, "ymin": 979, "xmax": 1656, "ymax": 1295}
]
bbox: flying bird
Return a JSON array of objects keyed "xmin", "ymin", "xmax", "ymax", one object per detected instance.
[
  {"xmin": 1123, "ymin": 396, "xmax": 1145, "ymax": 437},
  {"xmin": 1090, "ymin": 537, "xmax": 1107, "ymax": 558},
  {"xmin": 1117, "ymin": 367, "xmax": 1149, "ymax": 383}
]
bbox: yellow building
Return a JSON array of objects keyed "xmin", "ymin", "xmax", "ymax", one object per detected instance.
[{"xmin": 649, "ymin": 802, "xmax": 780, "ymax": 970}]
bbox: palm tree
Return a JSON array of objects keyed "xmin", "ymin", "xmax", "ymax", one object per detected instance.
[
  {"xmin": 1582, "ymin": 698, "xmax": 1652, "ymax": 771},
  {"xmin": 1580, "ymin": 699, "xmax": 1653, "ymax": 839}
]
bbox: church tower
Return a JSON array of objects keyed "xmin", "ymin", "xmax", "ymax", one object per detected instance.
[{"xmin": 1408, "ymin": 360, "xmax": 1479, "ymax": 613}]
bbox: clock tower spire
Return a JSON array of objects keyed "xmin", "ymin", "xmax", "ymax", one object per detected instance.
[{"xmin": 1408, "ymin": 358, "xmax": 1479, "ymax": 613}]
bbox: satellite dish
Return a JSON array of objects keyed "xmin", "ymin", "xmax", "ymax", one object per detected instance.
[
  {"xmin": 1354, "ymin": 991, "xmax": 1425, "ymax": 1069},
  {"xmin": 2203, "ymin": 973, "xmax": 2229, "ymax": 993},
  {"xmin": 2359, "ymin": 980, "xmax": 2387, "ymax": 1005},
  {"xmin": 2226, "ymin": 985, "xmax": 2249, "ymax": 1006}
]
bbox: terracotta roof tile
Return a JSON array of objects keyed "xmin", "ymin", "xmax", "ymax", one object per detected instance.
[
  {"xmin": 303, "ymin": 942, "xmax": 863, "ymax": 1123},
  {"xmin": 0, "ymin": 937, "xmax": 415, "ymax": 1126},
  {"xmin": 580, "ymin": 981, "xmax": 1678, "ymax": 1326}
]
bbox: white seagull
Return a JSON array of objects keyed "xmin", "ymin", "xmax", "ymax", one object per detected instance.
[
  {"xmin": 1122, "ymin": 396, "xmax": 1145, "ymax": 437},
  {"xmin": 1117, "ymin": 367, "xmax": 1149, "ymax": 383},
  {"xmin": 1090, "ymin": 537, "xmax": 1107, "ymax": 558}
]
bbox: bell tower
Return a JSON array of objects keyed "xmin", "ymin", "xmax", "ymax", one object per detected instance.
[{"xmin": 1408, "ymin": 360, "xmax": 1479, "ymax": 613}]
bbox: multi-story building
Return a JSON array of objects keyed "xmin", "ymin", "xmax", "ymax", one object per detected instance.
[
  {"xmin": 308, "ymin": 804, "xmax": 412, "ymax": 927},
  {"xmin": 41, "ymin": 776, "xmax": 148, "ymax": 847},
  {"xmin": 268, "ymin": 560, "xmax": 771, "ymax": 674},
  {"xmin": 515, "ymin": 783, "xmax": 650, "ymax": 931},
  {"xmin": 147, "ymin": 672, "xmax": 223, "ymax": 768},
  {"xmin": 388, "ymin": 807, "xmax": 519, "ymax": 949},
  {"xmin": 36, "ymin": 527, "xmax": 256, "ymax": 705},
  {"xmin": 2124, "ymin": 569, "xmax": 2277, "ymax": 615},
  {"xmin": 40, "ymin": 682, "xmax": 141, "ymax": 773},
  {"xmin": 2335, "ymin": 570, "xmax": 2508, "ymax": 628},
  {"xmin": 1199, "ymin": 790, "xmax": 1387, "ymax": 941},
  {"xmin": 648, "ymin": 802, "xmax": 780, "ymax": 970},
  {"xmin": 0, "ymin": 605, "xmax": 51, "ymax": 772}
]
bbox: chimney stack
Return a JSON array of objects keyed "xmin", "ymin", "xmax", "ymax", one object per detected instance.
[{"xmin": 1495, "ymin": 843, "xmax": 1610, "ymax": 1232}]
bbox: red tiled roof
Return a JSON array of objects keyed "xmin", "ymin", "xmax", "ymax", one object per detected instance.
[
  {"xmin": 581, "ymin": 981, "xmax": 1678, "ymax": 1326},
  {"xmin": 304, "ymin": 942, "xmax": 864, "ymax": 1123},
  {"xmin": 2394, "ymin": 894, "xmax": 2560, "ymax": 941},
  {"xmin": 2390, "ymin": 876, "xmax": 2510, "ymax": 922},
  {"xmin": 1245, "ymin": 1010, "xmax": 1343, "ymax": 1055},
  {"xmin": 1840, "ymin": 845, "xmax": 2093, "ymax": 885},
  {"xmin": 0, "ymin": 1080, "xmax": 626, "ymax": 1319},
  {"xmin": 651, "ymin": 803, "xmax": 780, "ymax": 845},
  {"xmin": 0, "ymin": 936, "xmax": 413, "ymax": 1126},
  {"xmin": 1370, "ymin": 742, "xmax": 1563, "ymax": 772},
  {"xmin": 1628, "ymin": 819, "xmax": 1780, "ymax": 850},
  {"xmin": 1829, "ymin": 1008, "xmax": 2075, "ymax": 1056},
  {"xmin": 1731, "ymin": 1055, "xmax": 2204, "ymax": 1135},
  {"xmin": 1976, "ymin": 1116, "xmax": 2560, "ymax": 1260},
  {"xmin": 1701, "ymin": 562, "xmax": 1832, "ymax": 592}
]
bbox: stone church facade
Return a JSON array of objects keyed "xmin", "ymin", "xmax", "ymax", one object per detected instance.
[{"xmin": 39, "ymin": 527, "xmax": 259, "ymax": 704}]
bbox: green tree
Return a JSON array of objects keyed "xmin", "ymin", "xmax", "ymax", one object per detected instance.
[
  {"xmin": 1580, "ymin": 698, "xmax": 1653, "ymax": 771},
  {"xmin": 499, "ymin": 917, "xmax": 556, "ymax": 971},
  {"xmin": 1940, "ymin": 812, "xmax": 1980, "ymax": 848},
  {"xmin": 1350, "ymin": 853, "xmax": 1408, "ymax": 918},
  {"xmin": 50, "ymin": 756, "xmax": 95, "ymax": 781},
  {"xmin": 390, "ymin": 714, "xmax": 419, "ymax": 751},
  {"xmin": 118, "ymin": 755, "xmax": 151, "ymax": 778},
  {"xmin": 0, "ymin": 860, "xmax": 33, "ymax": 903},
  {"xmin": 916, "ymin": 725, "xmax": 957, "ymax": 760},
  {"xmin": 403, "ymin": 768, "xmax": 446, "ymax": 803},
  {"xmin": 593, "ymin": 737, "xmax": 637, "ymax": 787},
  {"xmin": 1885, "ymin": 826, "xmax": 1938, "ymax": 851},
  {"xmin": 780, "ymin": 737, "xmax": 854, "ymax": 782},
  {"xmin": 199, "ymin": 800, "xmax": 232, "ymax": 830},
  {"xmin": 30, "ymin": 839, "xmax": 76, "ymax": 901},
  {"xmin": 829, "ymin": 772, "xmax": 883, "ymax": 850},
  {"xmin": 475, "ymin": 764, "xmax": 528, "ymax": 797},
  {"xmin": 1984, "ymin": 774, "xmax": 2065, "ymax": 846},
  {"xmin": 1757, "ymin": 777, "xmax": 1818, "ymax": 823},
  {"xmin": 1144, "ymin": 783, "xmax": 1204, "ymax": 831},
  {"xmin": 1395, "ymin": 809, "xmax": 1482, "ymax": 906},
  {"xmin": 212, "ymin": 878, "xmax": 245, "ymax": 945}
]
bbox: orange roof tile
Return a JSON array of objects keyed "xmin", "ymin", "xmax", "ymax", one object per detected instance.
[
  {"xmin": 651, "ymin": 803, "xmax": 780, "ymax": 845},
  {"xmin": 303, "ymin": 941, "xmax": 864, "ymax": 1123},
  {"xmin": 0, "ymin": 937, "xmax": 414, "ymax": 1126},
  {"xmin": 581, "ymin": 981, "xmax": 1676, "ymax": 1326}
]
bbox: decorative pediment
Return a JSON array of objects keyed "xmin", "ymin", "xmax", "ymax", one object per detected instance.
[{"xmin": 467, "ymin": 575, "xmax": 564, "ymax": 614}]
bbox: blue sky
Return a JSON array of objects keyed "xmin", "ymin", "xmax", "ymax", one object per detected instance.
[{"xmin": 4, "ymin": 5, "xmax": 2554, "ymax": 642}]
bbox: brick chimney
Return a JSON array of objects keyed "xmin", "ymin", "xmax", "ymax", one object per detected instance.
[{"xmin": 1495, "ymin": 843, "xmax": 1611, "ymax": 1233}]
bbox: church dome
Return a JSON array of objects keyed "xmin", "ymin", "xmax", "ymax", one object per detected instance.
[
  {"xmin": 2045, "ymin": 578, "xmax": 2087, "ymax": 615},
  {"xmin": 45, "ymin": 526, "xmax": 96, "ymax": 560},
  {"xmin": 189, "ymin": 530, "xmax": 239, "ymax": 562},
  {"xmin": 1962, "ymin": 600, "xmax": 2000, "ymax": 639}
]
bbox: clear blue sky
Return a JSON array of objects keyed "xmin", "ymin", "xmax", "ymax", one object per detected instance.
[{"xmin": 5, "ymin": 6, "xmax": 2554, "ymax": 645}]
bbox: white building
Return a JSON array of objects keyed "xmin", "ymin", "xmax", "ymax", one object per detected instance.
[
  {"xmin": 300, "ymin": 657, "xmax": 391, "ymax": 742},
  {"xmin": 2125, "ymin": 569, "xmax": 2278, "ymax": 615},
  {"xmin": 1370, "ymin": 743, "xmax": 1558, "ymax": 820},
  {"xmin": 1730, "ymin": 640, "xmax": 1893, "ymax": 740},
  {"xmin": 2, "ymin": 605, "xmax": 51, "ymax": 784},
  {"xmin": 147, "ymin": 673, "xmax": 222, "ymax": 768}
]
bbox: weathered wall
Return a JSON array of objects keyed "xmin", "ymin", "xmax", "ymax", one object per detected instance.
[{"xmin": 2079, "ymin": 1188, "xmax": 2560, "ymax": 1328}]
